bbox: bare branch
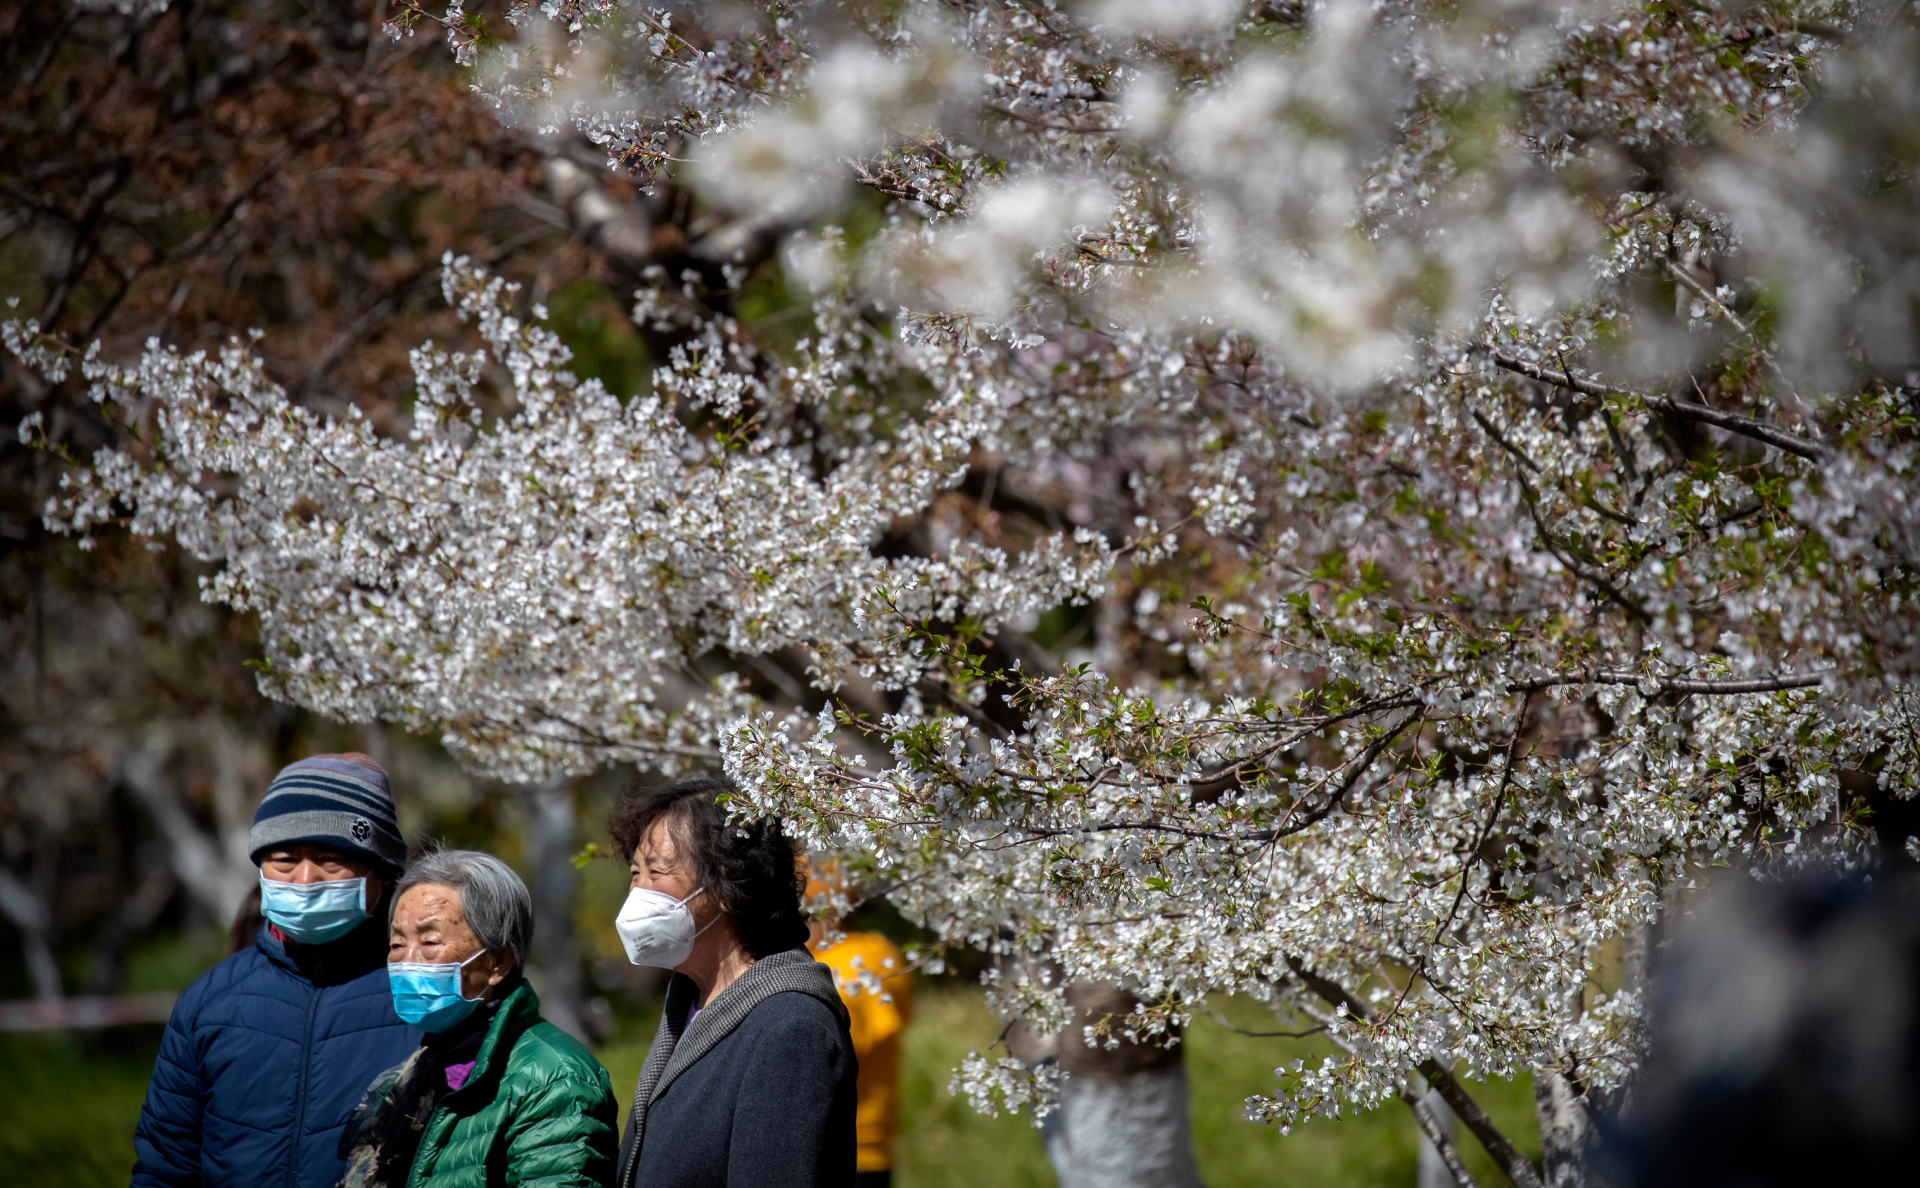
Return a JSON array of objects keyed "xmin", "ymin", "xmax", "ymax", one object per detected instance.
[
  {"xmin": 1432, "ymin": 690, "xmax": 1533, "ymax": 947},
  {"xmin": 1468, "ymin": 405, "xmax": 1542, "ymax": 473},
  {"xmin": 1516, "ymin": 492, "xmax": 1653, "ymax": 625},
  {"xmin": 1666, "ymin": 259, "xmax": 1808, "ymax": 405},
  {"xmin": 1201, "ymin": 1009, "xmax": 1324, "ymax": 1038}
]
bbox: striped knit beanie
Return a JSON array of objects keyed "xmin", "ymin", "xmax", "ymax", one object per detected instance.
[{"xmin": 249, "ymin": 753, "xmax": 406, "ymax": 877}]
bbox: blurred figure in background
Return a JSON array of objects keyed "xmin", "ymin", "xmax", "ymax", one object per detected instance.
[
  {"xmin": 337, "ymin": 848, "xmax": 617, "ymax": 1188},
  {"xmin": 806, "ymin": 861, "xmax": 915, "ymax": 1188},
  {"xmin": 1595, "ymin": 870, "xmax": 1920, "ymax": 1186},
  {"xmin": 132, "ymin": 754, "xmax": 418, "ymax": 1188},
  {"xmin": 226, "ymin": 884, "xmax": 264, "ymax": 956}
]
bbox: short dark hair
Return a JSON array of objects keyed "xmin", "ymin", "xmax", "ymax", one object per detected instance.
[{"xmin": 607, "ymin": 772, "xmax": 808, "ymax": 959}]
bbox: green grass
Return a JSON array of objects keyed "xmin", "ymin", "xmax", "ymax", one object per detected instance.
[
  {"xmin": 0, "ymin": 1026, "xmax": 163, "ymax": 1188},
  {"xmin": 0, "ymin": 978, "xmax": 1539, "ymax": 1188},
  {"xmin": 119, "ymin": 929, "xmax": 230, "ymax": 995},
  {"xmin": 896, "ymin": 987, "xmax": 1056, "ymax": 1187}
]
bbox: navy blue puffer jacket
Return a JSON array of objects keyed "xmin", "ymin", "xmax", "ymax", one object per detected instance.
[{"xmin": 131, "ymin": 909, "xmax": 419, "ymax": 1188}]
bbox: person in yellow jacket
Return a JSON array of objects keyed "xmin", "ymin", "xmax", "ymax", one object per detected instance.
[{"xmin": 806, "ymin": 865, "xmax": 914, "ymax": 1188}]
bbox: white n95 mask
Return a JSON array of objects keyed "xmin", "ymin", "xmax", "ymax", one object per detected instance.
[{"xmin": 614, "ymin": 885, "xmax": 717, "ymax": 967}]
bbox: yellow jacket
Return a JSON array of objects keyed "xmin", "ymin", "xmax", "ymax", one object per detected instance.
[{"xmin": 808, "ymin": 930, "xmax": 914, "ymax": 1172}]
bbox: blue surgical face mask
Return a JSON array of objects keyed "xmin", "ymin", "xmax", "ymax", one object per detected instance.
[
  {"xmin": 389, "ymin": 951, "xmax": 488, "ymax": 1033},
  {"xmin": 258, "ymin": 873, "xmax": 368, "ymax": 944}
]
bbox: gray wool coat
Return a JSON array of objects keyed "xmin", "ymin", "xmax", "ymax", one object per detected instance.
[{"xmin": 615, "ymin": 948, "xmax": 857, "ymax": 1188}]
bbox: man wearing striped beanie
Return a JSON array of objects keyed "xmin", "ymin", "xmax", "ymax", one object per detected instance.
[
  {"xmin": 249, "ymin": 752, "xmax": 409, "ymax": 884},
  {"xmin": 131, "ymin": 754, "xmax": 423, "ymax": 1188}
]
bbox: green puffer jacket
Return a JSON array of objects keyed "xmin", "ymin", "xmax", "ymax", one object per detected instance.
[{"xmin": 339, "ymin": 981, "xmax": 618, "ymax": 1188}]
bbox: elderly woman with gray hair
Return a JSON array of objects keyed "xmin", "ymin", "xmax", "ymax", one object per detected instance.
[{"xmin": 336, "ymin": 848, "xmax": 618, "ymax": 1188}]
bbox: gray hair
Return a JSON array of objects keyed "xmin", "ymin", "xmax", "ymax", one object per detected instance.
[{"xmin": 395, "ymin": 848, "xmax": 533, "ymax": 965}]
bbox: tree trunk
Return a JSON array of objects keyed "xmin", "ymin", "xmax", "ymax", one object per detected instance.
[
  {"xmin": 1043, "ymin": 982, "xmax": 1206, "ymax": 1188},
  {"xmin": 1589, "ymin": 920, "xmax": 1652, "ymax": 1124},
  {"xmin": 1533, "ymin": 920, "xmax": 1649, "ymax": 1186},
  {"xmin": 1532, "ymin": 1069, "xmax": 1590, "ymax": 1188},
  {"xmin": 525, "ymin": 779, "xmax": 590, "ymax": 1042},
  {"xmin": 1418, "ymin": 1086, "xmax": 1460, "ymax": 1188},
  {"xmin": 0, "ymin": 867, "xmax": 62, "ymax": 1001},
  {"xmin": 119, "ymin": 726, "xmax": 259, "ymax": 928}
]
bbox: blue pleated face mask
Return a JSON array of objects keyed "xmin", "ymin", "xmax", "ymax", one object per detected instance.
[
  {"xmin": 258, "ymin": 873, "xmax": 368, "ymax": 944},
  {"xmin": 389, "ymin": 951, "xmax": 487, "ymax": 1033}
]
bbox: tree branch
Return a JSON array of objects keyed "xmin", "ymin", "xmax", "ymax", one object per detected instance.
[
  {"xmin": 1485, "ymin": 351, "xmax": 1830, "ymax": 462},
  {"xmin": 1468, "ymin": 405, "xmax": 1541, "ymax": 473},
  {"xmin": 1516, "ymin": 491, "xmax": 1653, "ymax": 625},
  {"xmin": 1666, "ymin": 259, "xmax": 1806, "ymax": 405},
  {"xmin": 1401, "ymin": 1085, "xmax": 1485, "ymax": 1188},
  {"xmin": 1431, "ymin": 690, "xmax": 1532, "ymax": 948},
  {"xmin": 1421, "ymin": 1060, "xmax": 1545, "ymax": 1188},
  {"xmin": 1256, "ymin": 707, "xmax": 1425, "ymax": 842},
  {"xmin": 1285, "ymin": 956, "xmax": 1543, "ymax": 1188},
  {"xmin": 1508, "ymin": 669, "xmax": 1825, "ymax": 695},
  {"xmin": 0, "ymin": 867, "xmax": 62, "ymax": 1001},
  {"xmin": 1201, "ymin": 1009, "xmax": 1324, "ymax": 1038}
]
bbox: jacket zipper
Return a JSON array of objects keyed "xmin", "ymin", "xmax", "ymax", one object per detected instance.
[{"xmin": 289, "ymin": 984, "xmax": 321, "ymax": 1188}]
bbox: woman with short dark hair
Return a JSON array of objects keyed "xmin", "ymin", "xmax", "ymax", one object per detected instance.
[{"xmin": 608, "ymin": 773, "xmax": 857, "ymax": 1188}]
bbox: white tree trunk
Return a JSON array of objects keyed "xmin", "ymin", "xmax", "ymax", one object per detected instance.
[
  {"xmin": 0, "ymin": 867, "xmax": 62, "ymax": 1001},
  {"xmin": 1532, "ymin": 1069, "xmax": 1590, "ymax": 1188},
  {"xmin": 524, "ymin": 779, "xmax": 589, "ymax": 1041},
  {"xmin": 1043, "ymin": 982, "xmax": 1205, "ymax": 1188},
  {"xmin": 1417, "ymin": 1087, "xmax": 1459, "ymax": 1188},
  {"xmin": 119, "ymin": 724, "xmax": 260, "ymax": 928},
  {"xmin": 1530, "ymin": 920, "xmax": 1647, "ymax": 1187}
]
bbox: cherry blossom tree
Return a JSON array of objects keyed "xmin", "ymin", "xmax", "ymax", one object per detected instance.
[{"xmin": 11, "ymin": 0, "xmax": 1919, "ymax": 1183}]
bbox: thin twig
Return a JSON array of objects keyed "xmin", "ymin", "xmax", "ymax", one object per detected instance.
[
  {"xmin": 1260, "ymin": 708, "xmax": 1425, "ymax": 842},
  {"xmin": 1202, "ymin": 1009, "xmax": 1324, "ymax": 1039},
  {"xmin": 1667, "ymin": 258, "xmax": 1806, "ymax": 404},
  {"xmin": 1468, "ymin": 406, "xmax": 1541, "ymax": 473},
  {"xmin": 1515, "ymin": 492, "xmax": 1653, "ymax": 625},
  {"xmin": 1432, "ymin": 690, "xmax": 1533, "ymax": 948}
]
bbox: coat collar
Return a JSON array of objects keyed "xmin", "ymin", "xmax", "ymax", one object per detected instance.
[
  {"xmin": 615, "ymin": 948, "xmax": 846, "ymax": 1188},
  {"xmin": 441, "ymin": 979, "xmax": 541, "ymax": 1101},
  {"xmin": 654, "ymin": 951, "xmax": 842, "ymax": 1100}
]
